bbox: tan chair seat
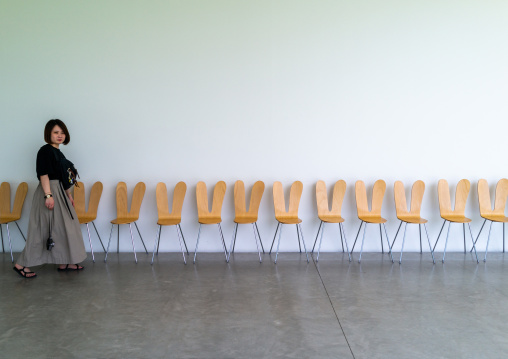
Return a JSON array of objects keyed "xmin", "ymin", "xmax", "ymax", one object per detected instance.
[
  {"xmin": 0, "ymin": 215, "xmax": 21, "ymax": 224},
  {"xmin": 234, "ymin": 216, "xmax": 258, "ymax": 224},
  {"xmin": 481, "ymin": 214, "xmax": 508, "ymax": 223},
  {"xmin": 358, "ymin": 215, "xmax": 387, "ymax": 224},
  {"xmin": 441, "ymin": 214, "xmax": 471, "ymax": 223},
  {"xmin": 397, "ymin": 215, "xmax": 428, "ymax": 224},
  {"xmin": 319, "ymin": 215, "xmax": 345, "ymax": 223},
  {"xmin": 111, "ymin": 217, "xmax": 139, "ymax": 224},
  {"xmin": 77, "ymin": 214, "xmax": 97, "ymax": 224},
  {"xmin": 198, "ymin": 216, "xmax": 222, "ymax": 224},
  {"xmin": 276, "ymin": 217, "xmax": 302, "ymax": 224},
  {"xmin": 157, "ymin": 217, "xmax": 182, "ymax": 226}
]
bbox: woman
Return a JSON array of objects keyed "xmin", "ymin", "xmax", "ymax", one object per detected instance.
[{"xmin": 13, "ymin": 119, "xmax": 86, "ymax": 278}]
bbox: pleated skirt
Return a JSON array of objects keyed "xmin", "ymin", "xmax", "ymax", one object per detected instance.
[{"xmin": 17, "ymin": 180, "xmax": 86, "ymax": 267}]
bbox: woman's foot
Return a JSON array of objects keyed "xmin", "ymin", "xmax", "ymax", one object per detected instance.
[
  {"xmin": 13, "ymin": 264, "xmax": 37, "ymax": 278},
  {"xmin": 57, "ymin": 264, "xmax": 84, "ymax": 271}
]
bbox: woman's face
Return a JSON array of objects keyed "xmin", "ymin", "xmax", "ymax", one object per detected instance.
[{"xmin": 50, "ymin": 125, "xmax": 66, "ymax": 145}]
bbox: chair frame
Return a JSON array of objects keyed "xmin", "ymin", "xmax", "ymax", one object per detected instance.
[
  {"xmin": 74, "ymin": 181, "xmax": 105, "ymax": 263},
  {"xmin": 0, "ymin": 182, "xmax": 28, "ymax": 262},
  {"xmin": 105, "ymin": 182, "xmax": 148, "ymax": 263},
  {"xmin": 268, "ymin": 181, "xmax": 309, "ymax": 264},
  {"xmin": 227, "ymin": 180, "xmax": 265, "ymax": 263},
  {"xmin": 350, "ymin": 180, "xmax": 394, "ymax": 263},
  {"xmin": 391, "ymin": 180, "xmax": 435, "ymax": 264},
  {"xmin": 470, "ymin": 179, "xmax": 508, "ymax": 261},
  {"xmin": 193, "ymin": 181, "xmax": 228, "ymax": 263},
  {"xmin": 311, "ymin": 180, "xmax": 351, "ymax": 262},
  {"xmin": 433, "ymin": 179, "xmax": 479, "ymax": 263},
  {"xmin": 151, "ymin": 182, "xmax": 189, "ymax": 265}
]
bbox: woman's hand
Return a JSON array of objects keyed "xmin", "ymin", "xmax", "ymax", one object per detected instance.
[
  {"xmin": 67, "ymin": 193, "xmax": 75, "ymax": 207},
  {"xmin": 45, "ymin": 197, "xmax": 55, "ymax": 210}
]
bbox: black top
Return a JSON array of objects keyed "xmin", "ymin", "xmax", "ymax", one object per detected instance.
[{"xmin": 36, "ymin": 144, "xmax": 66, "ymax": 181}]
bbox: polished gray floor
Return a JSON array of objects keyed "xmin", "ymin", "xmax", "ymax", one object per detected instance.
[{"xmin": 1, "ymin": 250, "xmax": 507, "ymax": 359}]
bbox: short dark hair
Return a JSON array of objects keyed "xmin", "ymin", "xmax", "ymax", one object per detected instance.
[{"xmin": 44, "ymin": 119, "xmax": 70, "ymax": 145}]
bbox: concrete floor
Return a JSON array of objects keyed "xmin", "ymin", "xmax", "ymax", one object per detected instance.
[{"xmin": 1, "ymin": 250, "xmax": 507, "ymax": 359}]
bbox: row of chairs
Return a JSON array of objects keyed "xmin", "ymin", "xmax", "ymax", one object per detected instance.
[{"xmin": 1, "ymin": 179, "xmax": 507, "ymax": 265}]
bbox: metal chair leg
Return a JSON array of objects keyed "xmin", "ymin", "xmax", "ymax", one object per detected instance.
[
  {"xmin": 178, "ymin": 224, "xmax": 189, "ymax": 255},
  {"xmin": 252, "ymin": 223, "xmax": 262, "ymax": 263},
  {"xmin": 391, "ymin": 221, "xmax": 403, "ymax": 249},
  {"xmin": 340, "ymin": 223, "xmax": 352, "ymax": 262},
  {"xmin": 350, "ymin": 221, "xmax": 364, "ymax": 253},
  {"xmin": 86, "ymin": 223, "xmax": 95, "ymax": 263},
  {"xmin": 128, "ymin": 223, "xmax": 138, "ymax": 263},
  {"xmin": 134, "ymin": 222, "xmax": 148, "ymax": 254},
  {"xmin": 379, "ymin": 224, "xmax": 384, "ymax": 254},
  {"xmin": 382, "ymin": 223, "xmax": 394, "ymax": 263},
  {"xmin": 104, "ymin": 224, "xmax": 114, "ymax": 262},
  {"xmin": 175, "ymin": 225, "xmax": 187, "ymax": 264},
  {"xmin": 269, "ymin": 223, "xmax": 280, "ymax": 254},
  {"xmin": 484, "ymin": 221, "xmax": 494, "ymax": 262},
  {"xmin": 117, "ymin": 224, "xmax": 120, "ymax": 253},
  {"xmin": 227, "ymin": 223, "xmax": 239, "ymax": 263},
  {"xmin": 423, "ymin": 223, "xmax": 436, "ymax": 264},
  {"xmin": 297, "ymin": 224, "xmax": 310, "ymax": 263},
  {"xmin": 1, "ymin": 225, "xmax": 4, "ymax": 253},
  {"xmin": 151, "ymin": 225, "xmax": 161, "ymax": 265},
  {"xmin": 91, "ymin": 222, "xmax": 105, "ymax": 251},
  {"xmin": 433, "ymin": 220, "xmax": 447, "ymax": 252},
  {"xmin": 14, "ymin": 222, "xmax": 26, "ymax": 241},
  {"xmin": 470, "ymin": 219, "xmax": 487, "ymax": 252},
  {"xmin": 274, "ymin": 224, "xmax": 284, "ymax": 264},
  {"xmin": 442, "ymin": 222, "xmax": 452, "ymax": 263},
  {"xmin": 217, "ymin": 223, "xmax": 228, "ymax": 261},
  {"xmin": 358, "ymin": 222, "xmax": 368, "ymax": 263},
  {"xmin": 254, "ymin": 223, "xmax": 265, "ymax": 253},
  {"xmin": 419, "ymin": 224, "xmax": 422, "ymax": 254},
  {"xmin": 399, "ymin": 223, "xmax": 408, "ymax": 264},
  {"xmin": 316, "ymin": 222, "xmax": 326, "ymax": 262},
  {"xmin": 463, "ymin": 223, "xmax": 466, "ymax": 254},
  {"xmin": 312, "ymin": 221, "xmax": 323, "ymax": 253},
  {"xmin": 193, "ymin": 224, "xmax": 202, "ymax": 263},
  {"xmin": 296, "ymin": 224, "xmax": 302, "ymax": 253},
  {"xmin": 6, "ymin": 223, "xmax": 13, "ymax": 263},
  {"xmin": 467, "ymin": 223, "xmax": 479, "ymax": 263}
]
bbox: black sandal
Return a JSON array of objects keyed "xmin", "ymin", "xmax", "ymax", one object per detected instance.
[
  {"xmin": 13, "ymin": 266, "xmax": 37, "ymax": 278},
  {"xmin": 57, "ymin": 264, "xmax": 85, "ymax": 271}
]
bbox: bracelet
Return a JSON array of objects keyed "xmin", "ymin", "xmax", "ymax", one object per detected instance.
[{"xmin": 44, "ymin": 194, "xmax": 53, "ymax": 199}]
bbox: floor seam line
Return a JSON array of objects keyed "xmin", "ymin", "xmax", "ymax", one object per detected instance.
[{"xmin": 311, "ymin": 254, "xmax": 356, "ymax": 359}]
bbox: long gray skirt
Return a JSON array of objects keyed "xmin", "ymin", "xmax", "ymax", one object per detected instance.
[{"xmin": 17, "ymin": 180, "xmax": 86, "ymax": 267}]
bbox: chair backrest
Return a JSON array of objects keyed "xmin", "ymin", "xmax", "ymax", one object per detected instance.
[
  {"xmin": 74, "ymin": 181, "xmax": 103, "ymax": 221},
  {"xmin": 156, "ymin": 182, "xmax": 187, "ymax": 220},
  {"xmin": 438, "ymin": 179, "xmax": 470, "ymax": 216},
  {"xmin": 0, "ymin": 182, "xmax": 28, "ymax": 220},
  {"xmin": 478, "ymin": 179, "xmax": 508, "ymax": 216},
  {"xmin": 116, "ymin": 182, "xmax": 146, "ymax": 220},
  {"xmin": 355, "ymin": 180, "xmax": 386, "ymax": 218},
  {"xmin": 394, "ymin": 180, "xmax": 425, "ymax": 218},
  {"xmin": 273, "ymin": 181, "xmax": 303, "ymax": 221},
  {"xmin": 234, "ymin": 180, "xmax": 265, "ymax": 219},
  {"xmin": 196, "ymin": 181, "xmax": 226, "ymax": 221},
  {"xmin": 316, "ymin": 180, "xmax": 346, "ymax": 219}
]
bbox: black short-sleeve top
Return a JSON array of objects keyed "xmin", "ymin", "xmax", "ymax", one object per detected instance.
[{"xmin": 36, "ymin": 144, "xmax": 66, "ymax": 181}]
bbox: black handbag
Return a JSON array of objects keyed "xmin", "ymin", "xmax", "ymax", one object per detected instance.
[{"xmin": 46, "ymin": 210, "xmax": 55, "ymax": 251}]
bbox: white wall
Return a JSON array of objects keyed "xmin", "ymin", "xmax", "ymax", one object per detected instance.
[{"xmin": 1, "ymin": 0, "xmax": 507, "ymax": 254}]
